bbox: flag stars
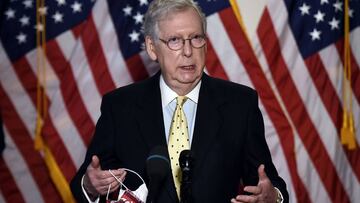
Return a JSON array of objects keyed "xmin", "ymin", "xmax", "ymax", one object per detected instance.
[
  {"xmin": 52, "ymin": 11, "xmax": 64, "ymax": 23},
  {"xmin": 139, "ymin": 0, "xmax": 148, "ymax": 6},
  {"xmin": 16, "ymin": 32, "xmax": 27, "ymax": 44},
  {"xmin": 56, "ymin": 0, "xmax": 66, "ymax": 6},
  {"xmin": 129, "ymin": 30, "xmax": 140, "ymax": 42},
  {"xmin": 328, "ymin": 17, "xmax": 340, "ymax": 30},
  {"xmin": 314, "ymin": 10, "xmax": 325, "ymax": 23},
  {"xmin": 320, "ymin": 0, "xmax": 329, "ymax": 5},
  {"xmin": 333, "ymin": 1, "xmax": 343, "ymax": 12},
  {"xmin": 309, "ymin": 28, "xmax": 321, "ymax": 41},
  {"xmin": 5, "ymin": 8, "xmax": 16, "ymax": 19},
  {"xmin": 23, "ymin": 0, "xmax": 33, "ymax": 8},
  {"xmin": 123, "ymin": 5, "xmax": 132, "ymax": 16},
  {"xmin": 19, "ymin": 15, "xmax": 30, "ymax": 26},
  {"xmin": 133, "ymin": 12, "xmax": 144, "ymax": 24},
  {"xmin": 299, "ymin": 3, "xmax": 311, "ymax": 16},
  {"xmin": 348, "ymin": 9, "xmax": 354, "ymax": 18},
  {"xmin": 71, "ymin": 1, "xmax": 82, "ymax": 13}
]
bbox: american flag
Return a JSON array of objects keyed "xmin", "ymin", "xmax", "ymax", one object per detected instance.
[
  {"xmin": 253, "ymin": 0, "xmax": 360, "ymax": 202},
  {"xmin": 0, "ymin": 0, "xmax": 359, "ymax": 203}
]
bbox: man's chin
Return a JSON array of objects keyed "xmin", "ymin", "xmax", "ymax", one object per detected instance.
[{"xmin": 178, "ymin": 76, "xmax": 201, "ymax": 85}]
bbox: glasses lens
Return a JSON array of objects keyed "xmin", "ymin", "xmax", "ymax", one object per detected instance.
[
  {"xmin": 163, "ymin": 35, "xmax": 206, "ymax": 50},
  {"xmin": 168, "ymin": 37, "xmax": 182, "ymax": 50},
  {"xmin": 191, "ymin": 35, "xmax": 205, "ymax": 48}
]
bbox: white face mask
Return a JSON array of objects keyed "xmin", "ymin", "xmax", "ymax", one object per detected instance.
[{"xmin": 106, "ymin": 169, "xmax": 148, "ymax": 203}]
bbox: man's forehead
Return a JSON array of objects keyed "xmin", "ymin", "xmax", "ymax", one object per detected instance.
[
  {"xmin": 159, "ymin": 7, "xmax": 199, "ymax": 20},
  {"xmin": 157, "ymin": 8, "xmax": 203, "ymax": 35}
]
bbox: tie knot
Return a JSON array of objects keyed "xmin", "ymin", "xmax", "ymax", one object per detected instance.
[{"xmin": 176, "ymin": 96, "xmax": 188, "ymax": 107}]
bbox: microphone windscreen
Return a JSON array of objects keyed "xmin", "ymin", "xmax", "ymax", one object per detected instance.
[
  {"xmin": 146, "ymin": 146, "xmax": 169, "ymax": 202},
  {"xmin": 146, "ymin": 146, "xmax": 169, "ymax": 178}
]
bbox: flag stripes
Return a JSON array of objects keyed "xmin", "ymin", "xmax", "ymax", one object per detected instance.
[
  {"xmin": 335, "ymin": 40, "xmax": 360, "ymax": 105},
  {"xmin": 0, "ymin": 156, "xmax": 27, "ymax": 203},
  {"xmin": 57, "ymin": 32, "xmax": 102, "ymax": 124},
  {"xmin": 21, "ymin": 54, "xmax": 80, "ymax": 176},
  {"xmin": 0, "ymin": 85, "xmax": 62, "ymax": 202},
  {"xmin": 45, "ymin": 40, "xmax": 95, "ymax": 147},
  {"xmin": 125, "ymin": 54, "xmax": 151, "ymax": 82},
  {"xmin": 80, "ymin": 16, "xmax": 117, "ymax": 96},
  {"xmin": 255, "ymin": 0, "xmax": 360, "ymax": 201},
  {"xmin": 1, "ymin": 0, "xmax": 359, "ymax": 202},
  {"xmin": 1, "ymin": 129, "xmax": 43, "ymax": 203},
  {"xmin": 204, "ymin": 40, "xmax": 229, "ymax": 80},
  {"xmin": 91, "ymin": 0, "xmax": 133, "ymax": 89},
  {"xmin": 217, "ymin": 8, "xmax": 313, "ymax": 203},
  {"xmin": 258, "ymin": 9, "xmax": 352, "ymax": 202}
]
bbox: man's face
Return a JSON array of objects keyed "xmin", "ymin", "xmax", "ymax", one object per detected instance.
[{"xmin": 146, "ymin": 8, "xmax": 206, "ymax": 92}]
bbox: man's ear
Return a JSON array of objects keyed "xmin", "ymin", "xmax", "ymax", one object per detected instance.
[{"xmin": 145, "ymin": 36, "xmax": 158, "ymax": 61}]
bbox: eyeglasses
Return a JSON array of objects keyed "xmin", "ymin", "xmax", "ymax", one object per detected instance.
[{"xmin": 159, "ymin": 34, "xmax": 206, "ymax": 51}]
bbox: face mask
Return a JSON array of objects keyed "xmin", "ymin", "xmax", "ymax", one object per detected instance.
[{"xmin": 106, "ymin": 168, "xmax": 148, "ymax": 203}]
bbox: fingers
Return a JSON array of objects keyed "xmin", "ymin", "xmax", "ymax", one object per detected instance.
[
  {"xmin": 231, "ymin": 197, "xmax": 242, "ymax": 203},
  {"xmin": 96, "ymin": 169, "xmax": 126, "ymax": 186},
  {"xmin": 234, "ymin": 186, "xmax": 261, "ymax": 203},
  {"xmin": 231, "ymin": 195, "xmax": 257, "ymax": 203},
  {"xmin": 231, "ymin": 164, "xmax": 276, "ymax": 203},
  {"xmin": 258, "ymin": 164, "xmax": 268, "ymax": 181},
  {"xmin": 90, "ymin": 155, "xmax": 101, "ymax": 170},
  {"xmin": 96, "ymin": 178, "xmax": 121, "ymax": 195},
  {"xmin": 90, "ymin": 169, "xmax": 127, "ymax": 195},
  {"xmin": 95, "ymin": 169, "xmax": 126, "ymax": 181},
  {"xmin": 118, "ymin": 169, "xmax": 127, "ymax": 182},
  {"xmin": 109, "ymin": 182, "xmax": 121, "ymax": 193},
  {"xmin": 244, "ymin": 186, "xmax": 261, "ymax": 195},
  {"xmin": 84, "ymin": 156, "xmax": 127, "ymax": 196}
]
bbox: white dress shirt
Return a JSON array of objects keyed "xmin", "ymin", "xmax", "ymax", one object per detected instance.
[{"xmin": 159, "ymin": 75, "xmax": 201, "ymax": 145}]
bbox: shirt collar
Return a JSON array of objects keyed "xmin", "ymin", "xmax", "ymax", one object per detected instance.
[{"xmin": 160, "ymin": 75, "xmax": 201, "ymax": 108}]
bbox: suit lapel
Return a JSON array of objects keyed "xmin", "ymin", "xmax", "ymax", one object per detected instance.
[
  {"xmin": 134, "ymin": 73, "xmax": 167, "ymax": 150},
  {"xmin": 191, "ymin": 74, "xmax": 226, "ymax": 180},
  {"xmin": 133, "ymin": 72, "xmax": 178, "ymax": 202}
]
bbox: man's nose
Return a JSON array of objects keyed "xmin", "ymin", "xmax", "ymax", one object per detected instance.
[{"xmin": 182, "ymin": 39, "xmax": 192, "ymax": 57}]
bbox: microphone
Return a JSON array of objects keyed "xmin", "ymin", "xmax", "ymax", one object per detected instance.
[
  {"xmin": 146, "ymin": 146, "xmax": 170, "ymax": 203},
  {"xmin": 179, "ymin": 150, "xmax": 194, "ymax": 203}
]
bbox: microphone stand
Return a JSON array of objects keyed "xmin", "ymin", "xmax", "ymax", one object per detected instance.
[{"xmin": 179, "ymin": 150, "xmax": 194, "ymax": 203}]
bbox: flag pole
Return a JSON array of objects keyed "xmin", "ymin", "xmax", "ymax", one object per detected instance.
[
  {"xmin": 35, "ymin": 0, "xmax": 76, "ymax": 202},
  {"xmin": 340, "ymin": 0, "xmax": 357, "ymax": 150}
]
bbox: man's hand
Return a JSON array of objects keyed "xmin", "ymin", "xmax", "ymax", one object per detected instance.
[
  {"xmin": 231, "ymin": 164, "xmax": 277, "ymax": 203},
  {"xmin": 83, "ymin": 155, "xmax": 126, "ymax": 199}
]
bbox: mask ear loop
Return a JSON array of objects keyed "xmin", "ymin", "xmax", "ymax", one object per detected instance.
[
  {"xmin": 109, "ymin": 169, "xmax": 130, "ymax": 190},
  {"xmin": 107, "ymin": 169, "xmax": 130, "ymax": 201},
  {"xmin": 122, "ymin": 168, "xmax": 146, "ymax": 185},
  {"xmin": 108, "ymin": 168, "xmax": 147, "ymax": 202},
  {"xmin": 106, "ymin": 182, "xmax": 111, "ymax": 201},
  {"xmin": 109, "ymin": 168, "xmax": 146, "ymax": 186}
]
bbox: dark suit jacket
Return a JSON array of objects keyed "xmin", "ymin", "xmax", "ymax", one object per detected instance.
[{"xmin": 71, "ymin": 72, "xmax": 288, "ymax": 203}]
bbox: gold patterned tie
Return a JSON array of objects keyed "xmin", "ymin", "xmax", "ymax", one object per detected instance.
[{"xmin": 168, "ymin": 96, "xmax": 190, "ymax": 198}]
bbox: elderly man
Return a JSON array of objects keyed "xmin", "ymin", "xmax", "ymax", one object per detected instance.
[{"xmin": 70, "ymin": 0, "xmax": 288, "ymax": 202}]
